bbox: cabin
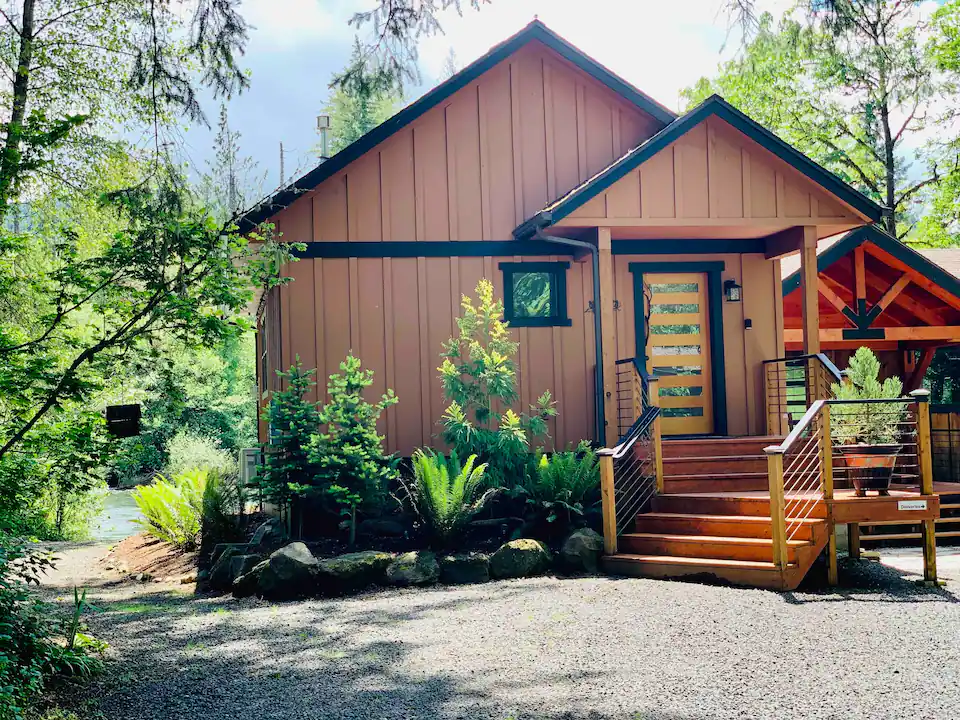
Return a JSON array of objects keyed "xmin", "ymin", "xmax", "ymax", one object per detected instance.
[{"xmin": 243, "ymin": 20, "xmax": 944, "ymax": 591}]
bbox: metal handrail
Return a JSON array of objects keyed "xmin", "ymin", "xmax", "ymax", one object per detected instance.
[
  {"xmin": 762, "ymin": 352, "xmax": 844, "ymax": 383},
  {"xmin": 601, "ymin": 405, "xmax": 661, "ymax": 460}
]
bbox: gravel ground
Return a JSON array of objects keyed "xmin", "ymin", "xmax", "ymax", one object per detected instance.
[{"xmin": 39, "ymin": 543, "xmax": 960, "ymax": 720}]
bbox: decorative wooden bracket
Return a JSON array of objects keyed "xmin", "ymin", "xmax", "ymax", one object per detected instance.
[{"xmin": 817, "ymin": 263, "xmax": 911, "ymax": 340}]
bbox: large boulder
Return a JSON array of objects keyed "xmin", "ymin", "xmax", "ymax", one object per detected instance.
[
  {"xmin": 386, "ymin": 551, "xmax": 439, "ymax": 587},
  {"xmin": 439, "ymin": 553, "xmax": 490, "ymax": 585},
  {"xmin": 209, "ymin": 545, "xmax": 243, "ymax": 591},
  {"xmin": 357, "ymin": 518, "xmax": 408, "ymax": 538},
  {"xmin": 489, "ymin": 539, "xmax": 552, "ymax": 579},
  {"xmin": 256, "ymin": 542, "xmax": 319, "ymax": 600},
  {"xmin": 250, "ymin": 518, "xmax": 287, "ymax": 551},
  {"xmin": 231, "ymin": 554, "xmax": 263, "ymax": 580},
  {"xmin": 560, "ymin": 528, "xmax": 604, "ymax": 574},
  {"xmin": 316, "ymin": 551, "xmax": 394, "ymax": 595},
  {"xmin": 211, "ymin": 542, "xmax": 251, "ymax": 564},
  {"xmin": 232, "ymin": 560, "xmax": 268, "ymax": 599}
]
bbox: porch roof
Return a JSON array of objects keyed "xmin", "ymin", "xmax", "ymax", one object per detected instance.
[{"xmin": 513, "ymin": 95, "xmax": 885, "ymax": 240}]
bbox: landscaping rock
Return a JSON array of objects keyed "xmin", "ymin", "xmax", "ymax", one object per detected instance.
[
  {"xmin": 211, "ymin": 542, "xmax": 251, "ymax": 563},
  {"xmin": 560, "ymin": 528, "xmax": 604, "ymax": 574},
  {"xmin": 257, "ymin": 542, "xmax": 319, "ymax": 600},
  {"xmin": 250, "ymin": 518, "xmax": 287, "ymax": 550},
  {"xmin": 230, "ymin": 554, "xmax": 262, "ymax": 581},
  {"xmin": 489, "ymin": 539, "xmax": 552, "ymax": 579},
  {"xmin": 232, "ymin": 560, "xmax": 267, "ymax": 599},
  {"xmin": 209, "ymin": 546, "xmax": 244, "ymax": 591},
  {"xmin": 358, "ymin": 518, "xmax": 408, "ymax": 538},
  {"xmin": 316, "ymin": 551, "xmax": 395, "ymax": 595},
  {"xmin": 386, "ymin": 551, "xmax": 439, "ymax": 586},
  {"xmin": 439, "ymin": 553, "xmax": 490, "ymax": 584}
]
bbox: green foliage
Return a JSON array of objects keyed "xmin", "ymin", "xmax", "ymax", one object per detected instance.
[
  {"xmin": 924, "ymin": 348, "xmax": 960, "ymax": 403},
  {"xmin": 319, "ymin": 38, "xmax": 403, "ymax": 156},
  {"xmin": 201, "ymin": 472, "xmax": 247, "ymax": 546},
  {"xmin": 438, "ymin": 279, "xmax": 557, "ymax": 486},
  {"xmin": 401, "ymin": 450, "xmax": 494, "ymax": 549},
  {"xmin": 164, "ymin": 432, "xmax": 237, "ymax": 480},
  {"xmin": 132, "ymin": 470, "xmax": 209, "ymax": 551},
  {"xmin": 832, "ymin": 347, "xmax": 906, "ymax": 445},
  {"xmin": 309, "ymin": 355, "xmax": 399, "ymax": 545},
  {"xmin": 0, "ymin": 535, "xmax": 102, "ymax": 719},
  {"xmin": 516, "ymin": 441, "xmax": 600, "ymax": 540},
  {"xmin": 255, "ymin": 361, "xmax": 321, "ymax": 521}
]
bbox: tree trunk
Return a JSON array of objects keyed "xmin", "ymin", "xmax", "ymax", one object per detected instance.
[
  {"xmin": 880, "ymin": 98, "xmax": 897, "ymax": 237},
  {"xmin": 0, "ymin": 0, "xmax": 36, "ymax": 222}
]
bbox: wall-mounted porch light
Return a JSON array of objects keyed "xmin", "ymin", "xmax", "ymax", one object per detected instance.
[{"xmin": 723, "ymin": 278, "xmax": 742, "ymax": 302}]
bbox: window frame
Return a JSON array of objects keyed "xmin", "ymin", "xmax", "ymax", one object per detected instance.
[{"xmin": 499, "ymin": 261, "xmax": 573, "ymax": 328}]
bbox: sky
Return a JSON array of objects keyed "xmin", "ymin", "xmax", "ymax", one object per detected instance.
[{"xmin": 181, "ymin": 0, "xmax": 794, "ymax": 196}]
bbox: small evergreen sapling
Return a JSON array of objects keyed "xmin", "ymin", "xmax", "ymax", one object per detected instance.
[
  {"xmin": 309, "ymin": 354, "xmax": 399, "ymax": 546},
  {"xmin": 438, "ymin": 279, "xmax": 557, "ymax": 485}
]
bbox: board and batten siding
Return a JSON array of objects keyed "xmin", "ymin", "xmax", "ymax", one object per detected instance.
[{"xmin": 257, "ymin": 39, "xmax": 662, "ymax": 454}]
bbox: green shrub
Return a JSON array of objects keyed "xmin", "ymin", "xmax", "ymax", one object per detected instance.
[
  {"xmin": 438, "ymin": 279, "xmax": 556, "ymax": 486},
  {"xmin": 831, "ymin": 347, "xmax": 906, "ymax": 445},
  {"xmin": 201, "ymin": 472, "xmax": 247, "ymax": 545},
  {"xmin": 165, "ymin": 431, "xmax": 236, "ymax": 478},
  {"xmin": 516, "ymin": 441, "xmax": 600, "ymax": 541},
  {"xmin": 309, "ymin": 354, "xmax": 399, "ymax": 546},
  {"xmin": 401, "ymin": 450, "xmax": 495, "ymax": 549},
  {"xmin": 132, "ymin": 469, "xmax": 209, "ymax": 550}
]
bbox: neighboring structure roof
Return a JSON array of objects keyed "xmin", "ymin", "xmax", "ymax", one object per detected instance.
[
  {"xmin": 237, "ymin": 20, "xmax": 676, "ymax": 234},
  {"xmin": 918, "ymin": 248, "xmax": 960, "ymax": 280},
  {"xmin": 781, "ymin": 225, "xmax": 960, "ymax": 300},
  {"xmin": 513, "ymin": 95, "xmax": 885, "ymax": 240}
]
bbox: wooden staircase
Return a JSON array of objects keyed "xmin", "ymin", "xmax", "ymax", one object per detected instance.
[{"xmin": 603, "ymin": 436, "xmax": 830, "ymax": 591}]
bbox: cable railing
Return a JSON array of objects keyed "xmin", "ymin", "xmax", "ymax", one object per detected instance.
[
  {"xmin": 599, "ymin": 377, "xmax": 663, "ymax": 555},
  {"xmin": 764, "ymin": 390, "xmax": 935, "ymax": 573},
  {"xmin": 614, "ymin": 357, "xmax": 647, "ymax": 441},
  {"xmin": 763, "ymin": 353, "xmax": 843, "ymax": 435}
]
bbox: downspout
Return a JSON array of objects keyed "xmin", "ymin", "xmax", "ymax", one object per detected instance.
[{"xmin": 533, "ymin": 229, "xmax": 606, "ymax": 446}]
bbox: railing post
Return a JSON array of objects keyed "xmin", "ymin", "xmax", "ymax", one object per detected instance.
[
  {"xmin": 599, "ymin": 451, "xmax": 617, "ymax": 555},
  {"xmin": 910, "ymin": 389, "xmax": 937, "ymax": 584},
  {"xmin": 821, "ymin": 404, "xmax": 838, "ymax": 586},
  {"xmin": 648, "ymin": 376, "xmax": 664, "ymax": 495},
  {"xmin": 765, "ymin": 448, "xmax": 789, "ymax": 570}
]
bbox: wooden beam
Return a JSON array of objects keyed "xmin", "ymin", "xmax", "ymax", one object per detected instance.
[
  {"xmin": 905, "ymin": 348, "xmax": 936, "ymax": 392},
  {"xmin": 867, "ymin": 243, "xmax": 960, "ymax": 314},
  {"xmin": 861, "ymin": 271, "xmax": 947, "ymax": 326},
  {"xmin": 785, "ymin": 326, "xmax": 960, "ymax": 343},
  {"xmin": 874, "ymin": 273, "xmax": 911, "ymax": 315},
  {"xmin": 599, "ymin": 452, "xmax": 617, "ymax": 555},
  {"xmin": 818, "ymin": 278, "xmax": 856, "ymax": 322},
  {"xmin": 597, "ymin": 227, "xmax": 619, "ymax": 447},
  {"xmin": 764, "ymin": 226, "xmax": 803, "ymax": 260},
  {"xmin": 800, "ymin": 226, "xmax": 820, "ymax": 354},
  {"xmin": 854, "ymin": 245, "xmax": 866, "ymax": 302}
]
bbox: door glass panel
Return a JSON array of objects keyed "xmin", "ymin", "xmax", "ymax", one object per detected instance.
[
  {"xmin": 662, "ymin": 407, "xmax": 705, "ymax": 418},
  {"xmin": 652, "ymin": 366, "xmax": 702, "ymax": 376},
  {"xmin": 651, "ymin": 345, "xmax": 701, "ymax": 356},
  {"xmin": 651, "ymin": 303, "xmax": 698, "ymax": 314},
  {"xmin": 650, "ymin": 282, "xmax": 698, "ymax": 293},
  {"xmin": 660, "ymin": 386, "xmax": 704, "ymax": 397},
  {"xmin": 651, "ymin": 324, "xmax": 700, "ymax": 335}
]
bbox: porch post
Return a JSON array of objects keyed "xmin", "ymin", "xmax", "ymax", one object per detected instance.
[
  {"xmin": 912, "ymin": 389, "xmax": 938, "ymax": 585},
  {"xmin": 598, "ymin": 227, "xmax": 619, "ymax": 447},
  {"xmin": 799, "ymin": 226, "xmax": 820, "ymax": 355}
]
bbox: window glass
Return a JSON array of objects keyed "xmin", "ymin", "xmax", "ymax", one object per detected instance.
[{"xmin": 513, "ymin": 271, "xmax": 554, "ymax": 318}]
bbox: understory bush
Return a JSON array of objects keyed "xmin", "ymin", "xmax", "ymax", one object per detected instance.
[
  {"xmin": 438, "ymin": 280, "xmax": 556, "ymax": 486},
  {"xmin": 0, "ymin": 535, "xmax": 103, "ymax": 719},
  {"xmin": 165, "ymin": 431, "xmax": 237, "ymax": 478},
  {"xmin": 401, "ymin": 450, "xmax": 495, "ymax": 550},
  {"xmin": 132, "ymin": 469, "xmax": 209, "ymax": 550}
]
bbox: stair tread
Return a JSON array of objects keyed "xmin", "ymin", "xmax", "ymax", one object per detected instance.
[
  {"xmin": 609, "ymin": 553, "xmax": 797, "ymax": 570},
  {"xmin": 662, "ymin": 436, "xmax": 784, "ymax": 446},
  {"xmin": 637, "ymin": 512, "xmax": 824, "ymax": 525},
  {"xmin": 622, "ymin": 532, "xmax": 812, "ymax": 547},
  {"xmin": 663, "ymin": 472, "xmax": 769, "ymax": 480},
  {"xmin": 664, "ymin": 455, "xmax": 767, "ymax": 462}
]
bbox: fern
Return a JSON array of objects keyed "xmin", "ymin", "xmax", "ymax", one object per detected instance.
[
  {"xmin": 132, "ymin": 469, "xmax": 209, "ymax": 550},
  {"xmin": 402, "ymin": 450, "xmax": 497, "ymax": 549},
  {"xmin": 516, "ymin": 441, "xmax": 600, "ymax": 539}
]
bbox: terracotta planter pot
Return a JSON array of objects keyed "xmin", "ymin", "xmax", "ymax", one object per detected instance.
[{"xmin": 838, "ymin": 443, "xmax": 902, "ymax": 496}]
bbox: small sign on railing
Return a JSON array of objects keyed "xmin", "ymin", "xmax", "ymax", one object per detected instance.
[{"xmin": 898, "ymin": 500, "xmax": 928, "ymax": 511}]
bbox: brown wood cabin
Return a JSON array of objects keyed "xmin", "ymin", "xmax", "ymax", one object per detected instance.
[{"xmin": 241, "ymin": 21, "xmax": 944, "ymax": 591}]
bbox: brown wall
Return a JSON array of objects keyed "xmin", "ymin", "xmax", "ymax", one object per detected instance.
[{"xmin": 611, "ymin": 252, "xmax": 784, "ymax": 436}]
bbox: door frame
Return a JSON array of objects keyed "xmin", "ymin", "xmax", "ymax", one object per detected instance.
[{"xmin": 628, "ymin": 261, "xmax": 728, "ymax": 436}]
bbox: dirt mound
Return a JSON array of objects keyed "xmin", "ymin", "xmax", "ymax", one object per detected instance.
[{"xmin": 103, "ymin": 533, "xmax": 197, "ymax": 581}]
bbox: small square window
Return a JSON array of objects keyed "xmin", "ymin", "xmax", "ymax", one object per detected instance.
[{"xmin": 500, "ymin": 261, "xmax": 572, "ymax": 327}]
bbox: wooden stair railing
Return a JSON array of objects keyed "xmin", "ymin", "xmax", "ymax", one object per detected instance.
[
  {"xmin": 763, "ymin": 353, "xmax": 843, "ymax": 435},
  {"xmin": 614, "ymin": 357, "xmax": 647, "ymax": 441}
]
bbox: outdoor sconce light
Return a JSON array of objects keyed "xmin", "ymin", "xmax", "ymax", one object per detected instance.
[{"xmin": 723, "ymin": 279, "xmax": 742, "ymax": 302}]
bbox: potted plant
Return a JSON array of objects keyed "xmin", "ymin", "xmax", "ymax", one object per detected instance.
[{"xmin": 831, "ymin": 348, "xmax": 906, "ymax": 497}]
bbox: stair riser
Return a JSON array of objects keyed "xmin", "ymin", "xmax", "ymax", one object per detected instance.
[
  {"xmin": 662, "ymin": 439, "xmax": 781, "ymax": 459},
  {"xmin": 652, "ymin": 495, "xmax": 828, "ymax": 519},
  {"xmin": 633, "ymin": 516, "xmax": 814, "ymax": 541},
  {"xmin": 618, "ymin": 536, "xmax": 798, "ymax": 564},
  {"xmin": 663, "ymin": 478, "xmax": 770, "ymax": 494},
  {"xmin": 602, "ymin": 556, "xmax": 790, "ymax": 591},
  {"xmin": 663, "ymin": 457, "xmax": 769, "ymax": 475}
]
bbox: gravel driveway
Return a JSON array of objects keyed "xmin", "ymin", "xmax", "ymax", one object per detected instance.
[{"xmin": 40, "ymin": 544, "xmax": 960, "ymax": 720}]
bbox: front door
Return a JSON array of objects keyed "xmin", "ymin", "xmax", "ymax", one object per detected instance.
[{"xmin": 642, "ymin": 272, "xmax": 715, "ymax": 435}]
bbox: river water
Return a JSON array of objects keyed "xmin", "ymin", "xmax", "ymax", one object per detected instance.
[{"xmin": 92, "ymin": 490, "xmax": 142, "ymax": 543}]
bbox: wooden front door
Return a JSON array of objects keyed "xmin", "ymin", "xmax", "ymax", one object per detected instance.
[{"xmin": 642, "ymin": 272, "xmax": 715, "ymax": 435}]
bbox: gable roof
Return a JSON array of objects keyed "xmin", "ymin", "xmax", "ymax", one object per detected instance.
[
  {"xmin": 237, "ymin": 20, "xmax": 675, "ymax": 234},
  {"xmin": 513, "ymin": 95, "xmax": 884, "ymax": 240},
  {"xmin": 781, "ymin": 225, "xmax": 960, "ymax": 300}
]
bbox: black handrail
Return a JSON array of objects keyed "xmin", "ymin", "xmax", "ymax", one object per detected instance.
[
  {"xmin": 762, "ymin": 352, "xmax": 843, "ymax": 383},
  {"xmin": 604, "ymin": 404, "xmax": 661, "ymax": 460}
]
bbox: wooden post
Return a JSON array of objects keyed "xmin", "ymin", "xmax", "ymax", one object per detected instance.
[
  {"xmin": 821, "ymin": 404, "xmax": 838, "ymax": 586},
  {"xmin": 848, "ymin": 523, "xmax": 860, "ymax": 560},
  {"xmin": 599, "ymin": 452, "xmax": 617, "ymax": 555},
  {"xmin": 911, "ymin": 389, "xmax": 938, "ymax": 584},
  {"xmin": 799, "ymin": 226, "xmax": 821, "ymax": 356},
  {"xmin": 598, "ymin": 227, "xmax": 619, "ymax": 447},
  {"xmin": 648, "ymin": 377, "xmax": 664, "ymax": 494},
  {"xmin": 765, "ymin": 449, "xmax": 789, "ymax": 569}
]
